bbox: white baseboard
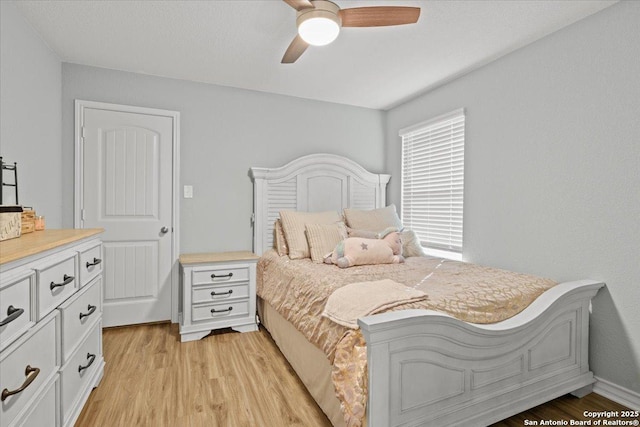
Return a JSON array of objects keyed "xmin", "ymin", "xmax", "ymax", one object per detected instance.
[{"xmin": 593, "ymin": 376, "xmax": 640, "ymax": 410}]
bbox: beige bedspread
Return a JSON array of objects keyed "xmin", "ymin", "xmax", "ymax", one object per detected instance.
[{"xmin": 257, "ymin": 250, "xmax": 556, "ymax": 426}]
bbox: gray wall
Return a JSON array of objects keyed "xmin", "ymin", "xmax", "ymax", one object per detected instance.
[
  {"xmin": 61, "ymin": 64, "xmax": 385, "ymax": 253},
  {"xmin": 0, "ymin": 1, "xmax": 62, "ymax": 226},
  {"xmin": 386, "ymin": 1, "xmax": 640, "ymax": 394}
]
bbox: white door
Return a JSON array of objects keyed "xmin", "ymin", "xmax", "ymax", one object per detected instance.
[{"xmin": 80, "ymin": 107, "xmax": 174, "ymax": 326}]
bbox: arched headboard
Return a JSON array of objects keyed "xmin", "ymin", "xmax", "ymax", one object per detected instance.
[{"xmin": 250, "ymin": 153, "xmax": 391, "ymax": 255}]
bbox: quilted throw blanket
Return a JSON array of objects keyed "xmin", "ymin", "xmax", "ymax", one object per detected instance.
[
  {"xmin": 257, "ymin": 250, "xmax": 556, "ymax": 427},
  {"xmin": 322, "ymin": 279, "xmax": 427, "ymax": 328}
]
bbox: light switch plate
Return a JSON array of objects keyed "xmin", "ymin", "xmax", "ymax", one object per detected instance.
[{"xmin": 184, "ymin": 185, "xmax": 193, "ymax": 198}]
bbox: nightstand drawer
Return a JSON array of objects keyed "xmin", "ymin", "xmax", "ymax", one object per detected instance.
[
  {"xmin": 192, "ymin": 282, "xmax": 250, "ymax": 304},
  {"xmin": 192, "ymin": 265, "xmax": 250, "ymax": 285},
  {"xmin": 36, "ymin": 253, "xmax": 78, "ymax": 320},
  {"xmin": 0, "ymin": 272, "xmax": 34, "ymax": 352},
  {"xmin": 78, "ymin": 242, "xmax": 103, "ymax": 288},
  {"xmin": 58, "ymin": 277, "xmax": 102, "ymax": 364},
  {"xmin": 0, "ymin": 312, "xmax": 57, "ymax": 427},
  {"xmin": 192, "ymin": 300, "xmax": 250, "ymax": 322}
]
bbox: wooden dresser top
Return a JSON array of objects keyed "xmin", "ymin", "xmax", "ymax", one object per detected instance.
[{"xmin": 0, "ymin": 228, "xmax": 104, "ymax": 265}]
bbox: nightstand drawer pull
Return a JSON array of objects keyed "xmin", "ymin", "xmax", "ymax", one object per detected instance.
[
  {"xmin": 211, "ymin": 307, "xmax": 233, "ymax": 313},
  {"xmin": 78, "ymin": 353, "xmax": 96, "ymax": 373},
  {"xmin": 211, "ymin": 272, "xmax": 233, "ymax": 279},
  {"xmin": 211, "ymin": 290, "xmax": 233, "ymax": 297},
  {"xmin": 1, "ymin": 365, "xmax": 40, "ymax": 402},
  {"xmin": 0, "ymin": 305, "xmax": 24, "ymax": 326},
  {"xmin": 79, "ymin": 304, "xmax": 97, "ymax": 320},
  {"xmin": 50, "ymin": 274, "xmax": 74, "ymax": 290},
  {"xmin": 86, "ymin": 257, "xmax": 102, "ymax": 268}
]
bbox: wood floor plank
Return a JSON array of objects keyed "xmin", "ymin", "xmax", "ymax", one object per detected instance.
[
  {"xmin": 491, "ymin": 392, "xmax": 635, "ymax": 426},
  {"xmin": 76, "ymin": 323, "xmax": 631, "ymax": 426}
]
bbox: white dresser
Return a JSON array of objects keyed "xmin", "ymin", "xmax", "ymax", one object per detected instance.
[
  {"xmin": 0, "ymin": 229, "xmax": 104, "ymax": 427},
  {"xmin": 179, "ymin": 251, "xmax": 259, "ymax": 342}
]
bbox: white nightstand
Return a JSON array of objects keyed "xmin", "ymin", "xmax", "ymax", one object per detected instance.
[{"xmin": 178, "ymin": 251, "xmax": 259, "ymax": 342}]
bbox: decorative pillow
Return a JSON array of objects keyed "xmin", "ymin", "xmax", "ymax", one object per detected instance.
[
  {"xmin": 328, "ymin": 227, "xmax": 405, "ymax": 268},
  {"xmin": 401, "ymin": 229, "xmax": 427, "ymax": 257},
  {"xmin": 343, "ymin": 204, "xmax": 403, "ymax": 232},
  {"xmin": 349, "ymin": 226, "xmax": 425, "ymax": 258},
  {"xmin": 305, "ymin": 222, "xmax": 347, "ymax": 263},
  {"xmin": 280, "ymin": 210, "xmax": 342, "ymax": 259},
  {"xmin": 273, "ymin": 219, "xmax": 288, "ymax": 256}
]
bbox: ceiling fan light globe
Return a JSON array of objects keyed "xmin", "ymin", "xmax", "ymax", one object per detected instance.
[{"xmin": 298, "ymin": 17, "xmax": 340, "ymax": 46}]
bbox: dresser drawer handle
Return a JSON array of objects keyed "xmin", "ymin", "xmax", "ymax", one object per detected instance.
[
  {"xmin": 0, "ymin": 305, "xmax": 24, "ymax": 326},
  {"xmin": 50, "ymin": 274, "xmax": 74, "ymax": 290},
  {"xmin": 86, "ymin": 257, "xmax": 102, "ymax": 268},
  {"xmin": 211, "ymin": 307, "xmax": 233, "ymax": 313},
  {"xmin": 211, "ymin": 272, "xmax": 233, "ymax": 279},
  {"xmin": 79, "ymin": 304, "xmax": 97, "ymax": 320},
  {"xmin": 211, "ymin": 290, "xmax": 233, "ymax": 297},
  {"xmin": 1, "ymin": 365, "xmax": 40, "ymax": 402},
  {"xmin": 78, "ymin": 353, "xmax": 96, "ymax": 373}
]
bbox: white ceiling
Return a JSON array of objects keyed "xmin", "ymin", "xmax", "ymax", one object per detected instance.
[{"xmin": 15, "ymin": 0, "xmax": 617, "ymax": 110}]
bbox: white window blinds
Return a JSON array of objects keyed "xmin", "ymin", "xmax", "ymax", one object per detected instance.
[{"xmin": 400, "ymin": 109, "xmax": 465, "ymax": 253}]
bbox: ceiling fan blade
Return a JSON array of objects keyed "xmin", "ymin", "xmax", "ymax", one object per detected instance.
[
  {"xmin": 282, "ymin": 35, "xmax": 309, "ymax": 64},
  {"xmin": 282, "ymin": 0, "xmax": 314, "ymax": 11},
  {"xmin": 339, "ymin": 6, "xmax": 420, "ymax": 27}
]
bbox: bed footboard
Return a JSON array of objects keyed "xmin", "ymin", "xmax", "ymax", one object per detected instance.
[{"xmin": 359, "ymin": 280, "xmax": 604, "ymax": 427}]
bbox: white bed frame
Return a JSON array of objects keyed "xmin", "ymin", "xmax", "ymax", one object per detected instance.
[{"xmin": 250, "ymin": 153, "xmax": 604, "ymax": 427}]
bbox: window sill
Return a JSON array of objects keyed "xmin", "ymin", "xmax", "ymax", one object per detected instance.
[{"xmin": 422, "ymin": 247, "xmax": 463, "ymax": 261}]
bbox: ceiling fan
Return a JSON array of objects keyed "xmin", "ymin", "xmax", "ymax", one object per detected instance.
[{"xmin": 281, "ymin": 0, "xmax": 421, "ymax": 63}]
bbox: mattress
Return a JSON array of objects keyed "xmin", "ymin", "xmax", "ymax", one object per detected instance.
[{"xmin": 257, "ymin": 250, "xmax": 556, "ymax": 426}]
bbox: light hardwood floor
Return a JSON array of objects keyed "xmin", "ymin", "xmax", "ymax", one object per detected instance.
[{"xmin": 77, "ymin": 323, "xmax": 630, "ymax": 427}]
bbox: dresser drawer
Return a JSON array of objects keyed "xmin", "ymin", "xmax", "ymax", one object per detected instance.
[
  {"xmin": 192, "ymin": 300, "xmax": 250, "ymax": 323},
  {"xmin": 192, "ymin": 264, "xmax": 250, "ymax": 285},
  {"xmin": 0, "ymin": 272, "xmax": 34, "ymax": 352},
  {"xmin": 11, "ymin": 376, "xmax": 58, "ymax": 427},
  {"xmin": 58, "ymin": 277, "xmax": 102, "ymax": 363},
  {"xmin": 60, "ymin": 322, "xmax": 102, "ymax": 426},
  {"xmin": 36, "ymin": 253, "xmax": 78, "ymax": 320},
  {"xmin": 0, "ymin": 312, "xmax": 58, "ymax": 427},
  {"xmin": 192, "ymin": 282, "xmax": 250, "ymax": 304},
  {"xmin": 78, "ymin": 242, "xmax": 103, "ymax": 288}
]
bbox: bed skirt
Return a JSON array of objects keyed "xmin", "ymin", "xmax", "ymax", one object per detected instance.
[{"xmin": 258, "ymin": 297, "xmax": 346, "ymax": 427}]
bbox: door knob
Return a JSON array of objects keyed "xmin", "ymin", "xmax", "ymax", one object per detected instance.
[{"xmin": 160, "ymin": 226, "xmax": 169, "ymax": 234}]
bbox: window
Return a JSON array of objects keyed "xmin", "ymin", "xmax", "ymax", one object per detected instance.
[{"xmin": 400, "ymin": 108, "xmax": 465, "ymax": 259}]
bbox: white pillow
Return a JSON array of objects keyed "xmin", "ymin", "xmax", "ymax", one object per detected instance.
[
  {"xmin": 343, "ymin": 204, "xmax": 402, "ymax": 231},
  {"xmin": 400, "ymin": 229, "xmax": 427, "ymax": 257}
]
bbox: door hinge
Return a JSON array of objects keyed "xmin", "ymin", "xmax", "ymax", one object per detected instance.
[
  {"xmin": 81, "ymin": 126, "xmax": 86, "ymax": 139},
  {"xmin": 81, "ymin": 209, "xmax": 85, "ymax": 221}
]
